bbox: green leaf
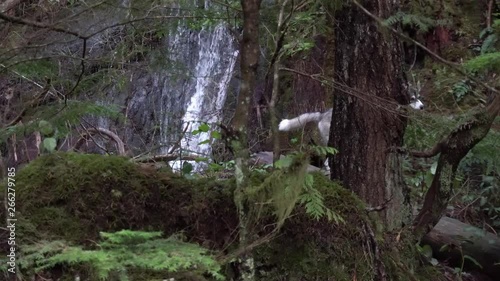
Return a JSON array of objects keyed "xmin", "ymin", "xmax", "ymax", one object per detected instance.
[
  {"xmin": 421, "ymin": 244, "xmax": 433, "ymax": 258},
  {"xmin": 479, "ymin": 27, "xmax": 491, "ymax": 39},
  {"xmin": 481, "ymin": 34, "xmax": 498, "ymax": 54},
  {"xmin": 43, "ymin": 138, "xmax": 57, "ymax": 152},
  {"xmin": 274, "ymin": 156, "xmax": 293, "ymax": 169},
  {"xmin": 210, "ymin": 131, "xmax": 221, "ymax": 139},
  {"xmin": 304, "ymin": 174, "xmax": 314, "ymax": 189},
  {"xmin": 18, "ymin": 230, "xmax": 224, "ymax": 280},
  {"xmin": 198, "ymin": 139, "xmax": 210, "ymax": 145},
  {"xmin": 182, "ymin": 162, "xmax": 193, "ymax": 175},
  {"xmin": 195, "ymin": 157, "xmax": 209, "ymax": 163},
  {"xmin": 39, "ymin": 120, "xmax": 54, "ymax": 136},
  {"xmin": 198, "ymin": 123, "xmax": 210, "ymax": 132},
  {"xmin": 208, "ymin": 163, "xmax": 222, "ymax": 171}
]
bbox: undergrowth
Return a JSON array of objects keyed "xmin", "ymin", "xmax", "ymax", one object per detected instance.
[{"xmin": 17, "ymin": 230, "xmax": 223, "ymax": 280}]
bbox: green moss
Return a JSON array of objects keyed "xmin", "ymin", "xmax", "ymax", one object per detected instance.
[
  {"xmin": 255, "ymin": 173, "xmax": 373, "ymax": 280},
  {"xmin": 6, "ymin": 152, "xmax": 236, "ymax": 246},
  {"xmin": 29, "ymin": 207, "xmax": 85, "ymax": 240}
]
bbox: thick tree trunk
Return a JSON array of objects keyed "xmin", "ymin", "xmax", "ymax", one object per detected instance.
[
  {"xmin": 330, "ymin": 0, "xmax": 410, "ymax": 230},
  {"xmin": 232, "ymin": 1, "xmax": 262, "ymax": 280},
  {"xmin": 423, "ymin": 217, "xmax": 500, "ymax": 279}
]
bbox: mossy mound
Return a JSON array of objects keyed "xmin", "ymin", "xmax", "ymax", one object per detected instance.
[
  {"xmin": 256, "ymin": 175, "xmax": 438, "ymax": 281},
  {"xmin": 8, "ymin": 152, "xmax": 236, "ymax": 248},
  {"xmin": 256, "ymin": 175, "xmax": 370, "ymax": 280}
]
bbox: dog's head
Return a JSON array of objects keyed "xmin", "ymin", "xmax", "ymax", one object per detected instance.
[
  {"xmin": 409, "ymin": 94, "xmax": 424, "ymax": 110},
  {"xmin": 408, "ymin": 78, "xmax": 424, "ymax": 110}
]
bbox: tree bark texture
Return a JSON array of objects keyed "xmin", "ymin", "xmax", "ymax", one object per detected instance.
[
  {"xmin": 413, "ymin": 95, "xmax": 500, "ymax": 236},
  {"xmin": 330, "ymin": 0, "xmax": 410, "ymax": 230},
  {"xmin": 232, "ymin": 1, "xmax": 262, "ymax": 280}
]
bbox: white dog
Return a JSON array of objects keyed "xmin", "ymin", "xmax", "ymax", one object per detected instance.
[
  {"xmin": 278, "ymin": 95, "xmax": 424, "ymax": 171},
  {"xmin": 279, "ymin": 95, "xmax": 424, "ymax": 145}
]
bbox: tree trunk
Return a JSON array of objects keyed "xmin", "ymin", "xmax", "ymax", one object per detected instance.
[
  {"xmin": 330, "ymin": 0, "xmax": 410, "ymax": 230},
  {"xmin": 270, "ymin": 0, "xmax": 289, "ymax": 164},
  {"xmin": 413, "ymin": 95, "xmax": 500, "ymax": 236},
  {"xmin": 231, "ymin": 1, "xmax": 262, "ymax": 280}
]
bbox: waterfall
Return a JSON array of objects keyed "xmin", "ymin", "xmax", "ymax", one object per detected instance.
[{"xmin": 163, "ymin": 23, "xmax": 239, "ymax": 171}]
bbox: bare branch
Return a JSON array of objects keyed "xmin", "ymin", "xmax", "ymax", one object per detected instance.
[
  {"xmin": 410, "ymin": 142, "xmax": 443, "ymax": 158},
  {"xmin": 133, "ymin": 154, "xmax": 201, "ymax": 163},
  {"xmin": 74, "ymin": 127, "xmax": 126, "ymax": 156},
  {"xmin": 0, "ymin": 12, "xmax": 85, "ymax": 39},
  {"xmin": 280, "ymin": 67, "xmax": 405, "ymax": 116},
  {"xmin": 65, "ymin": 38, "xmax": 87, "ymax": 100}
]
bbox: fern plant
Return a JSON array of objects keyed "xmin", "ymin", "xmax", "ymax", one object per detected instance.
[
  {"xmin": 478, "ymin": 19, "xmax": 500, "ymax": 54},
  {"xmin": 17, "ymin": 230, "xmax": 224, "ymax": 280},
  {"xmin": 274, "ymin": 147, "xmax": 343, "ymax": 223},
  {"xmin": 299, "ymin": 173, "xmax": 344, "ymax": 223},
  {"xmin": 384, "ymin": 11, "xmax": 449, "ymax": 33},
  {"xmin": 450, "ymin": 79, "xmax": 472, "ymax": 102}
]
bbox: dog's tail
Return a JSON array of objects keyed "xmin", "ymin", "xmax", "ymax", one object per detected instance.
[{"xmin": 279, "ymin": 112, "xmax": 322, "ymax": 131}]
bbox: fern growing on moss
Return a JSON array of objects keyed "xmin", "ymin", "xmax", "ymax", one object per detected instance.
[
  {"xmin": 18, "ymin": 230, "xmax": 224, "ymax": 280},
  {"xmin": 247, "ymin": 149, "xmax": 343, "ymax": 232},
  {"xmin": 300, "ymin": 173, "xmax": 344, "ymax": 223}
]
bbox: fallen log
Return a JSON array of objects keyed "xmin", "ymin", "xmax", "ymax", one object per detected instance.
[{"xmin": 422, "ymin": 216, "xmax": 500, "ymax": 278}]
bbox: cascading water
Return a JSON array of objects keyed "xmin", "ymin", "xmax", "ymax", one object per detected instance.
[{"xmin": 162, "ymin": 23, "xmax": 239, "ymax": 171}]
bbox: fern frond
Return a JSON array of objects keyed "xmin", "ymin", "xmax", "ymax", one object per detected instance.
[
  {"xmin": 299, "ymin": 188, "xmax": 326, "ymax": 220},
  {"xmin": 383, "ymin": 12, "xmax": 446, "ymax": 33},
  {"xmin": 481, "ymin": 34, "xmax": 498, "ymax": 54},
  {"xmin": 18, "ymin": 231, "xmax": 224, "ymax": 280}
]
